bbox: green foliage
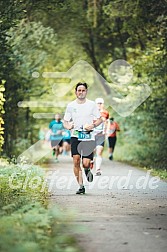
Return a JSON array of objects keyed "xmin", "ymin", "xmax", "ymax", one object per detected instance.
[
  {"xmin": 0, "ymin": 0, "xmax": 27, "ymax": 156},
  {"xmin": 0, "ymin": 164, "xmax": 48, "ymax": 211},
  {"xmin": 1, "ymin": 0, "xmax": 166, "ymax": 170},
  {"xmin": 0, "ymin": 203, "xmax": 80, "ymax": 252},
  {"xmin": 100, "ymin": 0, "xmax": 167, "ymax": 170},
  {"xmin": 149, "ymin": 168, "xmax": 167, "ymax": 180},
  {"xmin": 120, "ymin": 42, "xmax": 167, "ymax": 169},
  {"xmin": 0, "ymin": 162, "xmax": 80, "ymax": 252},
  {"xmin": 0, "ymin": 81, "xmax": 5, "ymax": 152},
  {"xmin": 2, "ymin": 19, "xmax": 59, "ymax": 157}
]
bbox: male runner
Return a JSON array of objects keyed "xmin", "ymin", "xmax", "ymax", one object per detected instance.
[{"xmin": 63, "ymin": 82, "xmax": 102, "ymax": 194}]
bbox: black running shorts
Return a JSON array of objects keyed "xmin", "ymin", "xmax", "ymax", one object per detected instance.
[
  {"xmin": 51, "ymin": 139, "xmax": 63, "ymax": 148},
  {"xmin": 70, "ymin": 137, "xmax": 95, "ymax": 160},
  {"xmin": 108, "ymin": 136, "xmax": 117, "ymax": 149}
]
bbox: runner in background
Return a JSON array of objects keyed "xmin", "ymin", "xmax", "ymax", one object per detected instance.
[
  {"xmin": 48, "ymin": 113, "xmax": 64, "ymax": 162},
  {"xmin": 107, "ymin": 117, "xmax": 120, "ymax": 160},
  {"xmin": 94, "ymin": 98, "xmax": 109, "ymax": 175},
  {"xmin": 62, "ymin": 129, "xmax": 71, "ymax": 155}
]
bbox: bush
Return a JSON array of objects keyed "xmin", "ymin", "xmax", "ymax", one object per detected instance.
[
  {"xmin": 0, "ymin": 164, "xmax": 48, "ymax": 212},
  {"xmin": 0, "ymin": 203, "xmax": 80, "ymax": 252},
  {"xmin": 0, "ymin": 162, "xmax": 80, "ymax": 252}
]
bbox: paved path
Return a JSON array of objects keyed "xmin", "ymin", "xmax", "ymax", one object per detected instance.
[{"xmin": 47, "ymin": 156, "xmax": 167, "ymax": 252}]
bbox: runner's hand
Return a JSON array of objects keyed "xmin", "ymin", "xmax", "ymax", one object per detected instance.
[
  {"xmin": 84, "ymin": 124, "xmax": 94, "ymax": 131},
  {"xmin": 68, "ymin": 121, "xmax": 74, "ymax": 130}
]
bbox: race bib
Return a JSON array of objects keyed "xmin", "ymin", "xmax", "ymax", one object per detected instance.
[{"xmin": 78, "ymin": 131, "xmax": 94, "ymax": 141}]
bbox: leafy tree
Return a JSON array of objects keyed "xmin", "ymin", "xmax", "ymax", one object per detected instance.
[
  {"xmin": 4, "ymin": 20, "xmax": 59, "ymax": 156},
  {"xmin": 0, "ymin": 82, "xmax": 5, "ymax": 152},
  {"xmin": 1, "ymin": 0, "xmax": 166, "ymax": 169},
  {"xmin": 0, "ymin": 0, "xmax": 26, "ymax": 155}
]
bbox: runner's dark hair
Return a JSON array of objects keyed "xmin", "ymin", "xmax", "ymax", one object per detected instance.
[{"xmin": 75, "ymin": 82, "xmax": 88, "ymax": 91}]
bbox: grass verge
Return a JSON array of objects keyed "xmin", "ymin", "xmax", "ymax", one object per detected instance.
[
  {"xmin": 0, "ymin": 160, "xmax": 81, "ymax": 252},
  {"xmin": 103, "ymin": 143, "xmax": 167, "ymax": 180}
]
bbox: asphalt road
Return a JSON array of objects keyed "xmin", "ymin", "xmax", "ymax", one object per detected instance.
[{"xmin": 47, "ymin": 155, "xmax": 167, "ymax": 252}]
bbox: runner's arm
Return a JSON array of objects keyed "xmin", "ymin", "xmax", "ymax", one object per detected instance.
[
  {"xmin": 63, "ymin": 120, "xmax": 74, "ymax": 130},
  {"xmin": 84, "ymin": 117, "xmax": 103, "ymax": 131},
  {"xmin": 94, "ymin": 117, "xmax": 103, "ymax": 127},
  {"xmin": 116, "ymin": 122, "xmax": 120, "ymax": 131}
]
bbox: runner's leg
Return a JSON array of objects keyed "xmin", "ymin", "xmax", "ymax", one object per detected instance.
[
  {"xmin": 73, "ymin": 154, "xmax": 83, "ymax": 185},
  {"xmin": 95, "ymin": 145, "xmax": 103, "ymax": 174}
]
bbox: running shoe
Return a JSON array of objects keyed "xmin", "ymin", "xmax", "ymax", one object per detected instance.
[
  {"xmin": 76, "ymin": 186, "xmax": 85, "ymax": 194},
  {"xmin": 109, "ymin": 155, "xmax": 113, "ymax": 160},
  {"xmin": 54, "ymin": 157, "xmax": 59, "ymax": 163},
  {"xmin": 84, "ymin": 168, "xmax": 93, "ymax": 182},
  {"xmin": 95, "ymin": 170, "xmax": 101, "ymax": 176}
]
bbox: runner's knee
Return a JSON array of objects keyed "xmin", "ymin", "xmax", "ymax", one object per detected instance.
[
  {"xmin": 73, "ymin": 156, "xmax": 80, "ymax": 167},
  {"xmin": 82, "ymin": 159, "xmax": 90, "ymax": 168}
]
